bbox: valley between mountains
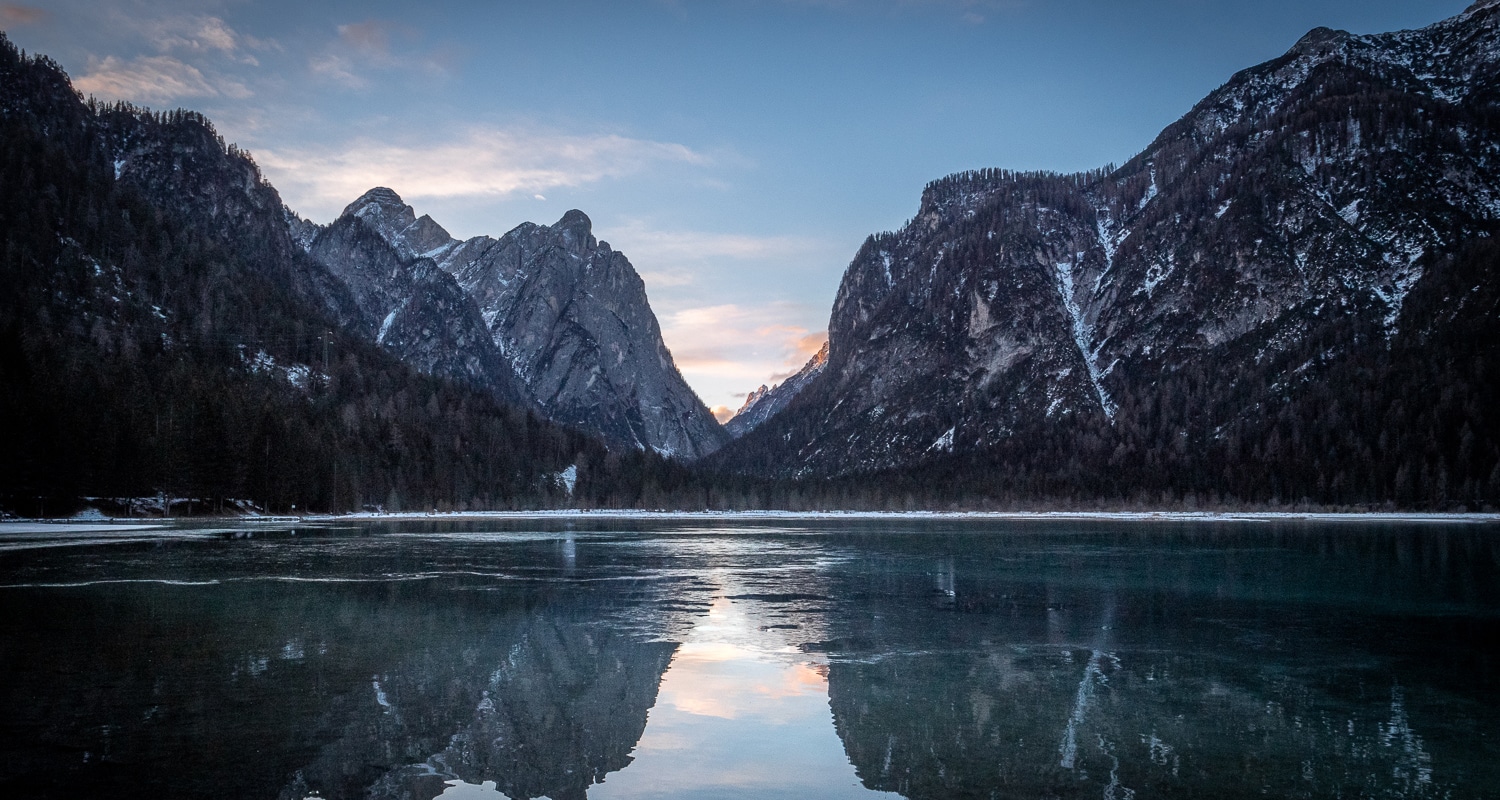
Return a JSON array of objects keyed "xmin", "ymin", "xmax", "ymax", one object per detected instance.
[{"xmin": 3, "ymin": 1, "xmax": 1499, "ymax": 512}]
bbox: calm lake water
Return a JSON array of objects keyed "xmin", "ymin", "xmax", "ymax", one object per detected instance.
[{"xmin": 1, "ymin": 517, "xmax": 1497, "ymax": 800}]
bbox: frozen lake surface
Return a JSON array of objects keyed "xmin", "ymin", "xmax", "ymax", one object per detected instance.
[{"xmin": 1, "ymin": 516, "xmax": 1497, "ymax": 799}]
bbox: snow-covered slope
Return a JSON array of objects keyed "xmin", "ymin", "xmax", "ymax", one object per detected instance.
[{"xmin": 717, "ymin": 0, "xmax": 1500, "ymax": 479}]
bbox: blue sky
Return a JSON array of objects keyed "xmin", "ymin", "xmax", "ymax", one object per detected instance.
[{"xmin": 3, "ymin": 0, "xmax": 1465, "ymax": 417}]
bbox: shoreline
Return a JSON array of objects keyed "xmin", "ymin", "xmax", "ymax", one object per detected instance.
[{"xmin": 4, "ymin": 509, "xmax": 1500, "ymax": 527}]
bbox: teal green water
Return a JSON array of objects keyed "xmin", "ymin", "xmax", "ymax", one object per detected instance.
[{"xmin": 1, "ymin": 518, "xmax": 1496, "ymax": 799}]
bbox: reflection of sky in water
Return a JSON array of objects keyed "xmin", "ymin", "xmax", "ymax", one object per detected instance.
[
  {"xmin": 594, "ymin": 586, "xmax": 888, "ymax": 799},
  {"xmin": 433, "ymin": 590, "xmax": 884, "ymax": 800},
  {"xmin": 3, "ymin": 518, "xmax": 1497, "ymax": 800}
]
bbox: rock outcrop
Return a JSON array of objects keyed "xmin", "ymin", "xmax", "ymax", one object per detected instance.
[{"xmin": 315, "ymin": 190, "xmax": 729, "ymax": 459}]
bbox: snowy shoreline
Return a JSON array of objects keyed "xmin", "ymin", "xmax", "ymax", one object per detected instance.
[{"xmin": 4, "ymin": 509, "xmax": 1499, "ymax": 528}]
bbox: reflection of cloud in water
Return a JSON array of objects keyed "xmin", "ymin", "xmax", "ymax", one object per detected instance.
[
  {"xmin": 434, "ymin": 779, "xmax": 505, "ymax": 798},
  {"xmin": 594, "ymin": 594, "xmax": 887, "ymax": 798},
  {"xmin": 659, "ymin": 642, "xmax": 829, "ymax": 721}
]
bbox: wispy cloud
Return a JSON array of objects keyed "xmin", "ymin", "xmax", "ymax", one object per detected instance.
[
  {"xmin": 308, "ymin": 18, "xmax": 455, "ymax": 89},
  {"xmin": 661, "ymin": 301, "xmax": 828, "ymax": 411},
  {"xmin": 74, "ymin": 54, "xmax": 251, "ymax": 104},
  {"xmin": 606, "ymin": 220, "xmax": 832, "ymax": 290},
  {"xmin": 149, "ymin": 16, "xmax": 237, "ymax": 55},
  {"xmin": 66, "ymin": 12, "xmax": 265, "ymax": 104},
  {"xmin": 259, "ymin": 127, "xmax": 709, "ymax": 217},
  {"xmin": 0, "ymin": 4, "xmax": 47, "ymax": 25}
]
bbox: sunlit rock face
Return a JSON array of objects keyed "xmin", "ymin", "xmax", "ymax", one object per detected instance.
[
  {"xmin": 306, "ymin": 190, "xmax": 728, "ymax": 459},
  {"xmin": 719, "ymin": 1, "xmax": 1500, "ymax": 478},
  {"xmin": 724, "ymin": 341, "xmax": 828, "ymax": 439}
]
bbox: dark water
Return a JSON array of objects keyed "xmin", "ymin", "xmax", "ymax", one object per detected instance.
[{"xmin": 1, "ymin": 517, "xmax": 1497, "ymax": 800}]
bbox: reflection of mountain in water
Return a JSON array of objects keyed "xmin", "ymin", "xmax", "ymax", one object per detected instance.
[
  {"xmin": 348, "ymin": 613, "xmax": 677, "ymax": 800},
  {"xmin": 270, "ymin": 578, "xmax": 704, "ymax": 800},
  {"xmin": 819, "ymin": 557, "xmax": 1478, "ymax": 800},
  {"xmin": 0, "ymin": 538, "xmax": 711, "ymax": 800}
]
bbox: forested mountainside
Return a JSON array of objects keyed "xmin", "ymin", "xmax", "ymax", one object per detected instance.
[
  {"xmin": 297, "ymin": 189, "xmax": 727, "ymax": 459},
  {"xmin": 0, "ymin": 33, "xmax": 714, "ymax": 515},
  {"xmin": 712, "ymin": 1, "xmax": 1500, "ymax": 510}
]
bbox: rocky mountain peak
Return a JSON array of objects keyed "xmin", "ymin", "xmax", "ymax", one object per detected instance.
[
  {"xmin": 343, "ymin": 186, "xmax": 411, "ymax": 223},
  {"xmin": 737, "ymin": 386, "xmax": 772, "ymax": 416},
  {"xmin": 338, "ymin": 187, "xmax": 452, "ymax": 261},
  {"xmin": 1290, "ymin": 26, "xmax": 1350, "ymax": 56},
  {"xmin": 554, "ymin": 209, "xmax": 597, "ymax": 253},
  {"xmin": 723, "ymin": 340, "xmax": 830, "ymax": 440},
  {"xmin": 301, "ymin": 190, "xmax": 728, "ymax": 459}
]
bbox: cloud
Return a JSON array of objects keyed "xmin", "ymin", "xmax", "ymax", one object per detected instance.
[
  {"xmin": 150, "ymin": 16, "xmax": 239, "ymax": 55},
  {"xmin": 74, "ymin": 54, "xmax": 251, "ymax": 104},
  {"xmin": 711, "ymin": 405, "xmax": 736, "ymax": 424},
  {"xmin": 309, "ymin": 18, "xmax": 452, "ymax": 89},
  {"xmin": 608, "ymin": 220, "xmax": 825, "ymax": 263},
  {"xmin": 337, "ymin": 20, "xmax": 392, "ymax": 54},
  {"xmin": 661, "ymin": 302, "xmax": 827, "ymax": 391},
  {"xmin": 605, "ymin": 220, "xmax": 840, "ymax": 291},
  {"xmin": 308, "ymin": 53, "xmax": 365, "ymax": 88},
  {"xmin": 258, "ymin": 127, "xmax": 709, "ymax": 214},
  {"xmin": 0, "ymin": 4, "xmax": 47, "ymax": 25}
]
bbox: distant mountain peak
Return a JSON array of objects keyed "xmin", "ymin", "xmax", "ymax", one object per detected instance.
[
  {"xmin": 338, "ymin": 187, "xmax": 452, "ymax": 261},
  {"xmin": 723, "ymin": 340, "xmax": 830, "ymax": 439},
  {"xmin": 306, "ymin": 191, "xmax": 727, "ymax": 459},
  {"xmin": 344, "ymin": 186, "xmax": 407, "ymax": 217},
  {"xmin": 1291, "ymin": 26, "xmax": 1350, "ymax": 55},
  {"xmin": 554, "ymin": 209, "xmax": 596, "ymax": 251}
]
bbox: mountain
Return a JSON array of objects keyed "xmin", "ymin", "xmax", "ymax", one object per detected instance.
[
  {"xmin": 714, "ymin": 2, "xmax": 1500, "ymax": 508},
  {"xmin": 0, "ymin": 32, "xmax": 709, "ymax": 514},
  {"xmin": 305, "ymin": 189, "xmax": 729, "ymax": 460},
  {"xmin": 724, "ymin": 341, "xmax": 828, "ymax": 439},
  {"xmin": 302, "ymin": 194, "xmax": 526, "ymax": 405}
]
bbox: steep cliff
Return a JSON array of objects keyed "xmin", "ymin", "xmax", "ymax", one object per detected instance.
[
  {"xmin": 715, "ymin": 2, "xmax": 1500, "ymax": 507},
  {"xmin": 317, "ymin": 190, "xmax": 729, "ymax": 459}
]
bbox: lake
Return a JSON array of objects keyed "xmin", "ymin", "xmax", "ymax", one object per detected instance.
[{"xmin": 1, "ymin": 516, "xmax": 1497, "ymax": 799}]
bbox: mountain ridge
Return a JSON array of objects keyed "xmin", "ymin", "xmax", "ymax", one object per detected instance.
[
  {"xmin": 305, "ymin": 189, "xmax": 729, "ymax": 460},
  {"xmin": 710, "ymin": 2, "xmax": 1500, "ymax": 508}
]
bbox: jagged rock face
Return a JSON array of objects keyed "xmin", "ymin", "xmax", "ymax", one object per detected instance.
[
  {"xmin": 725, "ymin": 341, "xmax": 828, "ymax": 439},
  {"xmin": 723, "ymin": 2, "xmax": 1500, "ymax": 478},
  {"xmin": 307, "ymin": 207, "xmax": 524, "ymax": 404},
  {"xmin": 334, "ymin": 190, "xmax": 729, "ymax": 459}
]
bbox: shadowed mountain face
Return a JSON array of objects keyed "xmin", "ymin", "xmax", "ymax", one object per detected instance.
[
  {"xmin": 307, "ymin": 209, "xmax": 526, "ymax": 405},
  {"xmin": 716, "ymin": 2, "xmax": 1500, "ymax": 499},
  {"xmin": 0, "ymin": 527, "xmax": 712, "ymax": 800},
  {"xmin": 301, "ymin": 190, "xmax": 729, "ymax": 460},
  {"xmin": 0, "ymin": 34, "xmax": 620, "ymax": 512}
]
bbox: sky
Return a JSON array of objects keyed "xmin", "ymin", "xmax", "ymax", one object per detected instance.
[{"xmin": 2, "ymin": 0, "xmax": 1466, "ymax": 419}]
